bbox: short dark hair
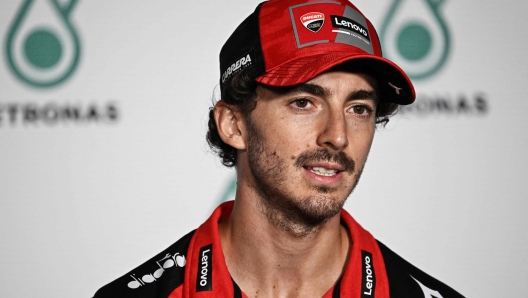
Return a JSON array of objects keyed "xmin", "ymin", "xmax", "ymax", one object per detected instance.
[{"xmin": 206, "ymin": 66, "xmax": 399, "ymax": 167}]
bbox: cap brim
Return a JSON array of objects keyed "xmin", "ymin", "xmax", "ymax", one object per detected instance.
[{"xmin": 256, "ymin": 51, "xmax": 415, "ymax": 105}]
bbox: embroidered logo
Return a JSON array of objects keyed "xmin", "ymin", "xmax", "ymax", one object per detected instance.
[
  {"xmin": 221, "ymin": 50, "xmax": 254, "ymax": 85},
  {"xmin": 389, "ymin": 82, "xmax": 403, "ymax": 94},
  {"xmin": 127, "ymin": 252, "xmax": 186, "ymax": 289},
  {"xmin": 300, "ymin": 12, "xmax": 325, "ymax": 33},
  {"xmin": 196, "ymin": 244, "xmax": 213, "ymax": 292},
  {"xmin": 361, "ymin": 250, "xmax": 376, "ymax": 297},
  {"xmin": 331, "ymin": 15, "xmax": 371, "ymax": 42}
]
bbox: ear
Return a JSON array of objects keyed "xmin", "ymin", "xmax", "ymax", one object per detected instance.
[{"xmin": 214, "ymin": 100, "xmax": 247, "ymax": 150}]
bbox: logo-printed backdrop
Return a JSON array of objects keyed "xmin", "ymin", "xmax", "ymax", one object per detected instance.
[{"xmin": 1, "ymin": 0, "xmax": 526, "ymax": 297}]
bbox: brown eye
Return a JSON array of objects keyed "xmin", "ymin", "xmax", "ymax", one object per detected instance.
[
  {"xmin": 353, "ymin": 106, "xmax": 366, "ymax": 114},
  {"xmin": 295, "ymin": 99, "xmax": 309, "ymax": 108},
  {"xmin": 291, "ymin": 99, "xmax": 312, "ymax": 109},
  {"xmin": 350, "ymin": 105, "xmax": 372, "ymax": 117}
]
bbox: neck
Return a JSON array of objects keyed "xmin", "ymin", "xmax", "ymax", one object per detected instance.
[{"xmin": 218, "ymin": 184, "xmax": 350, "ymax": 298}]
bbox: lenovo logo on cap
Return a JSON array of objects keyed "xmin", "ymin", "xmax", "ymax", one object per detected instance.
[
  {"xmin": 331, "ymin": 15, "xmax": 371, "ymax": 41},
  {"xmin": 300, "ymin": 12, "xmax": 325, "ymax": 33}
]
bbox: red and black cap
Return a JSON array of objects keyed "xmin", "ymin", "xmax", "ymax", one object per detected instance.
[{"xmin": 220, "ymin": 0, "xmax": 415, "ymax": 105}]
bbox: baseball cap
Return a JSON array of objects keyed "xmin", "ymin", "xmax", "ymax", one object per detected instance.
[{"xmin": 219, "ymin": 0, "xmax": 415, "ymax": 105}]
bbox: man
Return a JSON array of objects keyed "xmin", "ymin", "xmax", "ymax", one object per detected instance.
[{"xmin": 94, "ymin": 0, "xmax": 464, "ymax": 297}]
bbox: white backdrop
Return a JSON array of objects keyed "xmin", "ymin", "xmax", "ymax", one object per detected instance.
[{"xmin": 1, "ymin": 0, "xmax": 527, "ymax": 297}]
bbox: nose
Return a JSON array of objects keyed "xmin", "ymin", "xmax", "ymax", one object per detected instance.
[{"xmin": 316, "ymin": 108, "xmax": 348, "ymax": 151}]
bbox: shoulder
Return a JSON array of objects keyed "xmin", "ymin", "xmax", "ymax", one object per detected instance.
[
  {"xmin": 376, "ymin": 240, "xmax": 465, "ymax": 298},
  {"xmin": 93, "ymin": 230, "xmax": 195, "ymax": 298}
]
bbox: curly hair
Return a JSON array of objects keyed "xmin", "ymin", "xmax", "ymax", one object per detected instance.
[{"xmin": 206, "ymin": 66, "xmax": 399, "ymax": 167}]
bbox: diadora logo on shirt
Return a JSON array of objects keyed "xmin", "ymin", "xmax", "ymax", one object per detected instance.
[
  {"xmin": 361, "ymin": 250, "xmax": 376, "ymax": 297},
  {"xmin": 411, "ymin": 275, "xmax": 444, "ymax": 298},
  {"xmin": 300, "ymin": 12, "xmax": 325, "ymax": 33},
  {"xmin": 196, "ymin": 244, "xmax": 213, "ymax": 292},
  {"xmin": 127, "ymin": 252, "xmax": 186, "ymax": 289}
]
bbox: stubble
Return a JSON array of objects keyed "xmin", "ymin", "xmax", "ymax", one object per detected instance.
[{"xmin": 245, "ymin": 116, "xmax": 363, "ymax": 237}]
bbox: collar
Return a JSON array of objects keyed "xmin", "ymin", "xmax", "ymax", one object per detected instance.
[{"xmin": 182, "ymin": 201, "xmax": 389, "ymax": 298}]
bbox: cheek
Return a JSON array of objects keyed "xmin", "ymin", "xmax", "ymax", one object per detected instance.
[
  {"xmin": 347, "ymin": 128, "xmax": 375, "ymax": 162},
  {"xmin": 277, "ymin": 132, "xmax": 315, "ymax": 160},
  {"xmin": 265, "ymin": 117, "xmax": 316, "ymax": 149}
]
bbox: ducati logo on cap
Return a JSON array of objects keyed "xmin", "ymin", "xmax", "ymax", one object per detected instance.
[{"xmin": 300, "ymin": 12, "xmax": 325, "ymax": 33}]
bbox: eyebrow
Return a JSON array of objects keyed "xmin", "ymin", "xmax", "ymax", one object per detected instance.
[
  {"xmin": 349, "ymin": 89, "xmax": 378, "ymax": 102},
  {"xmin": 289, "ymin": 83, "xmax": 328, "ymax": 97},
  {"xmin": 284, "ymin": 83, "xmax": 378, "ymax": 102}
]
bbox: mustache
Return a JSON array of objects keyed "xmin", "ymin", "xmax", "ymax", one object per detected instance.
[{"xmin": 294, "ymin": 149, "xmax": 355, "ymax": 173}]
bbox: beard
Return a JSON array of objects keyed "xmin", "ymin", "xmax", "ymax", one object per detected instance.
[{"xmin": 245, "ymin": 117, "xmax": 363, "ymax": 237}]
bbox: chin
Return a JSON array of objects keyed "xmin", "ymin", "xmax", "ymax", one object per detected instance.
[
  {"xmin": 296, "ymin": 193, "xmax": 346, "ymax": 223},
  {"xmin": 258, "ymin": 188, "xmax": 346, "ymax": 237}
]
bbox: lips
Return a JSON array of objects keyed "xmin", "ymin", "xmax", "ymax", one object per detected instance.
[
  {"xmin": 308, "ymin": 166, "xmax": 338, "ymax": 176},
  {"xmin": 295, "ymin": 149, "xmax": 355, "ymax": 174},
  {"xmin": 304, "ymin": 161, "xmax": 344, "ymax": 175},
  {"xmin": 302, "ymin": 166, "xmax": 343, "ymax": 186}
]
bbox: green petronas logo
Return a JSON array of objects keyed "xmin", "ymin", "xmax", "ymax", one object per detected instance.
[
  {"xmin": 380, "ymin": 0, "xmax": 451, "ymax": 80},
  {"xmin": 5, "ymin": 0, "xmax": 81, "ymax": 88}
]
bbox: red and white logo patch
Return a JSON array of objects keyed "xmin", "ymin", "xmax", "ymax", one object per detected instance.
[{"xmin": 300, "ymin": 12, "xmax": 325, "ymax": 33}]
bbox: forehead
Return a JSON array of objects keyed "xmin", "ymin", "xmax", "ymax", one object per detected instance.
[
  {"xmin": 256, "ymin": 69, "xmax": 378, "ymax": 99},
  {"xmin": 308, "ymin": 69, "xmax": 378, "ymax": 92}
]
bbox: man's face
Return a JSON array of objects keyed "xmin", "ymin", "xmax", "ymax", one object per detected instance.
[{"xmin": 241, "ymin": 70, "xmax": 378, "ymax": 236}]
